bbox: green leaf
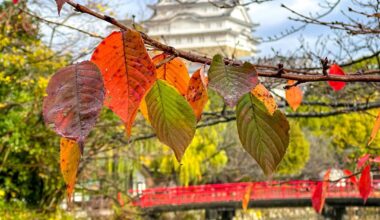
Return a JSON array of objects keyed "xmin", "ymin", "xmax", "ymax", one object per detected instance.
[
  {"xmin": 208, "ymin": 54, "xmax": 259, "ymax": 107},
  {"xmin": 146, "ymin": 80, "xmax": 197, "ymax": 161},
  {"xmin": 236, "ymin": 93, "xmax": 290, "ymax": 175}
]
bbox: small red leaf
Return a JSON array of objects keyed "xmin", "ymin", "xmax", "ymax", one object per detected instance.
[
  {"xmin": 343, "ymin": 169, "xmax": 358, "ymax": 186},
  {"xmin": 13, "ymin": 0, "xmax": 18, "ymax": 4},
  {"xmin": 357, "ymin": 154, "xmax": 371, "ymax": 170},
  {"xmin": 328, "ymin": 64, "xmax": 346, "ymax": 91},
  {"xmin": 372, "ymin": 156, "xmax": 380, "ymax": 163},
  {"xmin": 311, "ymin": 169, "xmax": 330, "ymax": 213},
  {"xmin": 55, "ymin": 0, "xmax": 68, "ymax": 15},
  {"xmin": 358, "ymin": 165, "xmax": 372, "ymax": 203}
]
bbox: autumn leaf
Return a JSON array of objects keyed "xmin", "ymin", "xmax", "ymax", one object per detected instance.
[
  {"xmin": 117, "ymin": 192, "xmax": 125, "ymax": 207},
  {"xmin": 359, "ymin": 165, "xmax": 372, "ymax": 203},
  {"xmin": 153, "ymin": 54, "xmax": 190, "ymax": 96},
  {"xmin": 285, "ymin": 80, "xmax": 303, "ymax": 111},
  {"xmin": 372, "ymin": 156, "xmax": 380, "ymax": 163},
  {"xmin": 12, "ymin": 0, "xmax": 18, "ymax": 4},
  {"xmin": 186, "ymin": 68, "xmax": 208, "ymax": 120},
  {"xmin": 311, "ymin": 169, "xmax": 330, "ymax": 213},
  {"xmin": 343, "ymin": 169, "xmax": 358, "ymax": 186},
  {"xmin": 357, "ymin": 154, "xmax": 371, "ymax": 170},
  {"xmin": 91, "ymin": 30, "xmax": 156, "ymax": 136},
  {"xmin": 368, "ymin": 111, "xmax": 380, "ymax": 145},
  {"xmin": 60, "ymin": 137, "xmax": 81, "ymax": 204},
  {"xmin": 139, "ymin": 94, "xmax": 150, "ymax": 123},
  {"xmin": 251, "ymin": 83, "xmax": 277, "ymax": 115},
  {"xmin": 43, "ymin": 61, "xmax": 104, "ymax": 144},
  {"xmin": 55, "ymin": 0, "xmax": 69, "ymax": 15},
  {"xmin": 145, "ymin": 80, "xmax": 196, "ymax": 161},
  {"xmin": 208, "ymin": 54, "xmax": 259, "ymax": 107},
  {"xmin": 242, "ymin": 183, "xmax": 253, "ymax": 212},
  {"xmin": 236, "ymin": 93, "xmax": 289, "ymax": 176},
  {"xmin": 328, "ymin": 64, "xmax": 346, "ymax": 91}
]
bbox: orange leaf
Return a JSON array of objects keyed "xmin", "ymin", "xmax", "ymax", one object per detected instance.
[
  {"xmin": 285, "ymin": 80, "xmax": 303, "ymax": 111},
  {"xmin": 153, "ymin": 54, "xmax": 190, "ymax": 96},
  {"xmin": 328, "ymin": 64, "xmax": 346, "ymax": 91},
  {"xmin": 60, "ymin": 137, "xmax": 81, "ymax": 205},
  {"xmin": 186, "ymin": 68, "xmax": 208, "ymax": 121},
  {"xmin": 251, "ymin": 83, "xmax": 277, "ymax": 115},
  {"xmin": 359, "ymin": 165, "xmax": 372, "ymax": 203},
  {"xmin": 368, "ymin": 111, "xmax": 380, "ymax": 145},
  {"xmin": 312, "ymin": 169, "xmax": 330, "ymax": 213},
  {"xmin": 242, "ymin": 183, "xmax": 253, "ymax": 212},
  {"xmin": 91, "ymin": 31, "xmax": 156, "ymax": 136},
  {"xmin": 357, "ymin": 154, "xmax": 371, "ymax": 170},
  {"xmin": 117, "ymin": 192, "xmax": 125, "ymax": 207}
]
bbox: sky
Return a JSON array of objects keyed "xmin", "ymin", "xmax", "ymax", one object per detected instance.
[
  {"xmin": 108, "ymin": 0, "xmax": 354, "ymax": 56},
  {"xmin": 27, "ymin": 0, "xmax": 372, "ymax": 60}
]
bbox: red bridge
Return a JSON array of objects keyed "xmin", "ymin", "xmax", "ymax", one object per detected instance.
[{"xmin": 130, "ymin": 180, "xmax": 380, "ymax": 213}]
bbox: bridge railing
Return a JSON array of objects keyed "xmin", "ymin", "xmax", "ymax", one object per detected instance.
[{"xmin": 130, "ymin": 180, "xmax": 380, "ymax": 208}]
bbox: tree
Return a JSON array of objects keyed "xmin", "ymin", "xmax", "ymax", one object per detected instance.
[
  {"xmin": 0, "ymin": 1, "xmax": 68, "ymax": 209},
  {"xmin": 3, "ymin": 0, "xmax": 380, "ymax": 217}
]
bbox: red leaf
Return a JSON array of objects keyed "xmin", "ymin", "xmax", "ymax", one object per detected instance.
[
  {"xmin": 358, "ymin": 165, "xmax": 372, "ymax": 203},
  {"xmin": 43, "ymin": 61, "xmax": 104, "ymax": 144},
  {"xmin": 91, "ymin": 31, "xmax": 156, "ymax": 136},
  {"xmin": 55, "ymin": 0, "xmax": 68, "ymax": 15},
  {"xmin": 311, "ymin": 169, "xmax": 330, "ymax": 213},
  {"xmin": 357, "ymin": 154, "xmax": 371, "ymax": 170},
  {"xmin": 328, "ymin": 64, "xmax": 346, "ymax": 91},
  {"xmin": 13, "ymin": 0, "xmax": 18, "ymax": 4},
  {"xmin": 343, "ymin": 169, "xmax": 358, "ymax": 186},
  {"xmin": 372, "ymin": 156, "xmax": 380, "ymax": 163}
]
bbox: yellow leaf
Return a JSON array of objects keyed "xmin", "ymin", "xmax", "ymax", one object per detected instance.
[
  {"xmin": 60, "ymin": 137, "xmax": 81, "ymax": 205},
  {"xmin": 285, "ymin": 80, "xmax": 303, "ymax": 111},
  {"xmin": 139, "ymin": 95, "xmax": 150, "ymax": 124},
  {"xmin": 368, "ymin": 111, "xmax": 380, "ymax": 145},
  {"xmin": 251, "ymin": 83, "xmax": 277, "ymax": 115},
  {"xmin": 242, "ymin": 183, "xmax": 253, "ymax": 212}
]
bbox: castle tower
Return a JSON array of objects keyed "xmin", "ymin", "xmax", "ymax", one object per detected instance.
[{"xmin": 144, "ymin": 0, "xmax": 258, "ymax": 58}]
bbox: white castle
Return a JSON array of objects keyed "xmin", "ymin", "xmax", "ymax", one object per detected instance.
[{"xmin": 144, "ymin": 0, "xmax": 258, "ymax": 58}]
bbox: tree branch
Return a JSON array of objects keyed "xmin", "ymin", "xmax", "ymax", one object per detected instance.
[{"xmin": 62, "ymin": 1, "xmax": 380, "ymax": 83}]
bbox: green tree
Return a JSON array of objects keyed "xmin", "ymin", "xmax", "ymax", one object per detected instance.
[{"xmin": 0, "ymin": 2, "xmax": 68, "ymax": 209}]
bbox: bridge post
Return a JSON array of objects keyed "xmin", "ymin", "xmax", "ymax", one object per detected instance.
[
  {"xmin": 205, "ymin": 209, "xmax": 235, "ymax": 220},
  {"xmin": 322, "ymin": 206, "xmax": 346, "ymax": 220}
]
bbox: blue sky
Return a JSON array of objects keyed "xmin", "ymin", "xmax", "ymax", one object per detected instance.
[
  {"xmin": 30, "ymin": 0, "xmax": 373, "ymax": 60},
  {"xmin": 107, "ymin": 0, "xmax": 354, "ymax": 56}
]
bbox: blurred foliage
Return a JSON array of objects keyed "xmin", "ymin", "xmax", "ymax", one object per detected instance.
[
  {"xmin": 0, "ymin": 1, "xmax": 68, "ymax": 210},
  {"xmin": 277, "ymin": 121, "xmax": 310, "ymax": 175}
]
